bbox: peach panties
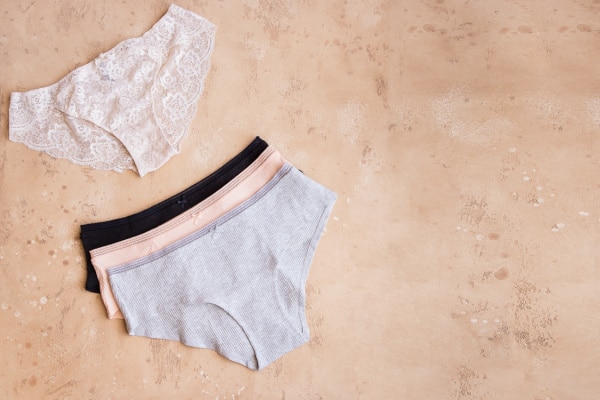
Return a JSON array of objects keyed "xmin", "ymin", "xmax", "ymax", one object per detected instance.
[{"xmin": 91, "ymin": 147, "xmax": 285, "ymax": 319}]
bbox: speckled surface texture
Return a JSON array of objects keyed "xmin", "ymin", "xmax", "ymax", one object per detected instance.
[{"xmin": 1, "ymin": 0, "xmax": 599, "ymax": 398}]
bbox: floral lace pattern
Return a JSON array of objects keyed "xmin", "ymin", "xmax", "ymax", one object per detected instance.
[{"xmin": 8, "ymin": 4, "xmax": 216, "ymax": 176}]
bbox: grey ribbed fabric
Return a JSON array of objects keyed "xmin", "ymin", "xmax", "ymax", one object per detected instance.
[{"xmin": 108, "ymin": 164, "xmax": 336, "ymax": 370}]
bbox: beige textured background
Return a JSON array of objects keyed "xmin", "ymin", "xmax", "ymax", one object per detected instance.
[{"xmin": 1, "ymin": 0, "xmax": 599, "ymax": 398}]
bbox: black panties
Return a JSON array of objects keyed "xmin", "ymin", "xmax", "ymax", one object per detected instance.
[{"xmin": 80, "ymin": 136, "xmax": 268, "ymax": 292}]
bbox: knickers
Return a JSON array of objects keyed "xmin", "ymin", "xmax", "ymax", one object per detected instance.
[
  {"xmin": 9, "ymin": 4, "xmax": 215, "ymax": 176},
  {"xmin": 11, "ymin": 1, "xmax": 338, "ymax": 372},
  {"xmin": 91, "ymin": 147, "xmax": 285, "ymax": 319},
  {"xmin": 80, "ymin": 136, "xmax": 268, "ymax": 293},
  {"xmin": 108, "ymin": 165, "xmax": 336, "ymax": 370}
]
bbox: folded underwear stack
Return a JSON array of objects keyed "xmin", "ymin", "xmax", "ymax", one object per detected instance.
[
  {"xmin": 80, "ymin": 137, "xmax": 336, "ymax": 370},
  {"xmin": 8, "ymin": 5, "xmax": 337, "ymax": 371}
]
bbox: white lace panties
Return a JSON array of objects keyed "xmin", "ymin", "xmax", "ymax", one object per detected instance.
[{"xmin": 9, "ymin": 4, "xmax": 216, "ymax": 176}]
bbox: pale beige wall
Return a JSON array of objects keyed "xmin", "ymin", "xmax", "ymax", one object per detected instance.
[{"xmin": 1, "ymin": 0, "xmax": 599, "ymax": 399}]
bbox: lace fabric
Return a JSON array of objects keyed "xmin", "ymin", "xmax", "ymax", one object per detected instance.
[{"xmin": 8, "ymin": 4, "xmax": 216, "ymax": 176}]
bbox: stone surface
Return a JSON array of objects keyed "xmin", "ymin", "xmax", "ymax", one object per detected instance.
[{"xmin": 1, "ymin": 0, "xmax": 599, "ymax": 398}]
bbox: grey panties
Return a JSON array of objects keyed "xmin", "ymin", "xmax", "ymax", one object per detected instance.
[{"xmin": 108, "ymin": 164, "xmax": 336, "ymax": 370}]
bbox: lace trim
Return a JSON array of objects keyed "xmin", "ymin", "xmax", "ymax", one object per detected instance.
[{"xmin": 8, "ymin": 4, "xmax": 216, "ymax": 176}]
